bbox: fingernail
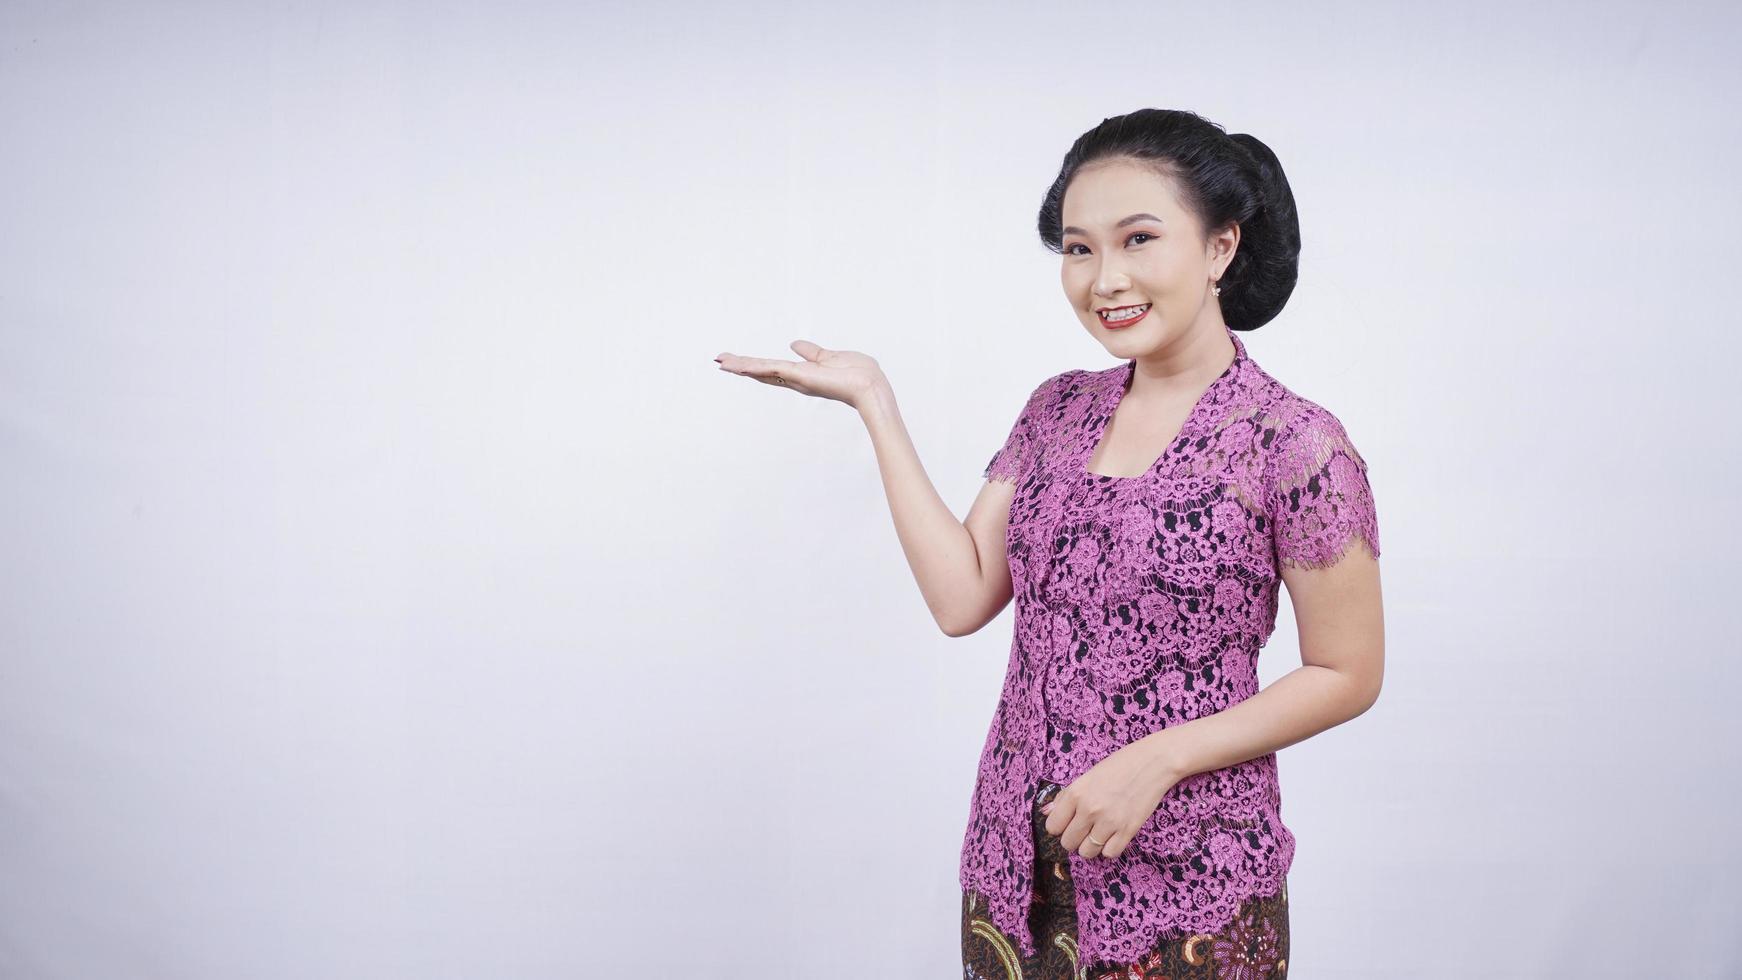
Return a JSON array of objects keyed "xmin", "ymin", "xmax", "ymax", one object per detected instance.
[{"xmin": 713, "ymin": 357, "xmax": 722, "ymax": 363}]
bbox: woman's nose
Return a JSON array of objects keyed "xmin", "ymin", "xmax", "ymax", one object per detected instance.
[{"xmin": 1094, "ymin": 265, "xmax": 1129, "ymax": 296}]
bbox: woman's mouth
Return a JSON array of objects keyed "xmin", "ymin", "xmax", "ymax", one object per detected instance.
[{"xmin": 1097, "ymin": 303, "xmax": 1151, "ymax": 329}]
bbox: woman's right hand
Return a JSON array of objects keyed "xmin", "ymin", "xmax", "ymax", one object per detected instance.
[{"xmin": 714, "ymin": 340, "xmax": 887, "ymax": 412}]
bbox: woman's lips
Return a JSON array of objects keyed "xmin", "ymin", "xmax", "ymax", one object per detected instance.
[{"xmin": 1098, "ymin": 304, "xmax": 1151, "ymax": 329}]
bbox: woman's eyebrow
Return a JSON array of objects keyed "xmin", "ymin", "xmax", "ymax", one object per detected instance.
[{"xmin": 1061, "ymin": 213, "xmax": 1164, "ymax": 237}]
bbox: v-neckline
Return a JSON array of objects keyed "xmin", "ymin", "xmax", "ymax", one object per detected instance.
[{"xmin": 1082, "ymin": 328, "xmax": 1246, "ymax": 482}]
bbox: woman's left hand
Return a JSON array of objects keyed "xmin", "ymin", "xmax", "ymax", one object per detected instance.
[{"xmin": 1042, "ymin": 738, "xmax": 1182, "ymax": 861}]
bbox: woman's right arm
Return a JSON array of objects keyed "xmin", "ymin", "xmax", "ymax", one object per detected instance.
[
  {"xmin": 857, "ymin": 381, "xmax": 1017, "ymax": 637},
  {"xmin": 714, "ymin": 340, "xmax": 1021, "ymax": 637}
]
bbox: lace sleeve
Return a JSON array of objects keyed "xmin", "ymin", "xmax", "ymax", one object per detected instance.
[
  {"xmin": 983, "ymin": 375, "xmax": 1056, "ymax": 485},
  {"xmin": 1265, "ymin": 404, "xmax": 1381, "ymax": 570}
]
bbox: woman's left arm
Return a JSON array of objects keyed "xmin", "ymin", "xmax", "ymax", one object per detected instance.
[{"xmin": 1135, "ymin": 549, "xmax": 1385, "ymax": 785}]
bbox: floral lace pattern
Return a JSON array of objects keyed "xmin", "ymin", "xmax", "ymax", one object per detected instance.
[{"xmin": 959, "ymin": 325, "xmax": 1380, "ymax": 970}]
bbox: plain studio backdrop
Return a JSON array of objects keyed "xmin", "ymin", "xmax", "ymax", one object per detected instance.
[{"xmin": 3, "ymin": 2, "xmax": 1739, "ymax": 977}]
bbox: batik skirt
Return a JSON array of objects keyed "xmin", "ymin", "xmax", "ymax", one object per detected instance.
[{"xmin": 961, "ymin": 779, "xmax": 1290, "ymax": 980}]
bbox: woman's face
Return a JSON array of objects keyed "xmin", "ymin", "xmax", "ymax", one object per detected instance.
[{"xmin": 1058, "ymin": 157, "xmax": 1234, "ymax": 358}]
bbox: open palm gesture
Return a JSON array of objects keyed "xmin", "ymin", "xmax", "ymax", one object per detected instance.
[{"xmin": 715, "ymin": 341, "xmax": 885, "ymax": 411}]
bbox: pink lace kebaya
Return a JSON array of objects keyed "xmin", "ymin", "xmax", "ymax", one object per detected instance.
[{"xmin": 959, "ymin": 324, "xmax": 1381, "ymax": 969}]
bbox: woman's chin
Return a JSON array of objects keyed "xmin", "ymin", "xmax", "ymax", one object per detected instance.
[{"xmin": 1089, "ymin": 320, "xmax": 1157, "ymax": 351}]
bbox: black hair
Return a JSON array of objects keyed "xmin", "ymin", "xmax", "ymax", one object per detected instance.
[{"xmin": 1037, "ymin": 108, "xmax": 1301, "ymax": 331}]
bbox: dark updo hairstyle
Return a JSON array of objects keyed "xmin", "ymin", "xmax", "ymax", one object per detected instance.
[{"xmin": 1037, "ymin": 108, "xmax": 1301, "ymax": 331}]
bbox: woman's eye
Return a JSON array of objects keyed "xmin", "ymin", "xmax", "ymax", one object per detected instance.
[{"xmin": 1065, "ymin": 233, "xmax": 1153, "ymax": 255}]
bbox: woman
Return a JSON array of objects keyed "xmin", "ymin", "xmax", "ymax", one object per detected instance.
[{"xmin": 715, "ymin": 108, "xmax": 1383, "ymax": 979}]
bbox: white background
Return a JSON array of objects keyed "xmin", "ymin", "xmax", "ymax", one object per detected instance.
[{"xmin": 3, "ymin": 1, "xmax": 1739, "ymax": 977}]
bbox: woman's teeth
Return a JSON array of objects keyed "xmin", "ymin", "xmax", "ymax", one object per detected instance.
[{"xmin": 1099, "ymin": 304, "xmax": 1151, "ymax": 323}]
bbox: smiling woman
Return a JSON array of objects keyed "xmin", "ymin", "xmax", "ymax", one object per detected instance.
[{"xmin": 712, "ymin": 105, "xmax": 1379, "ymax": 980}]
